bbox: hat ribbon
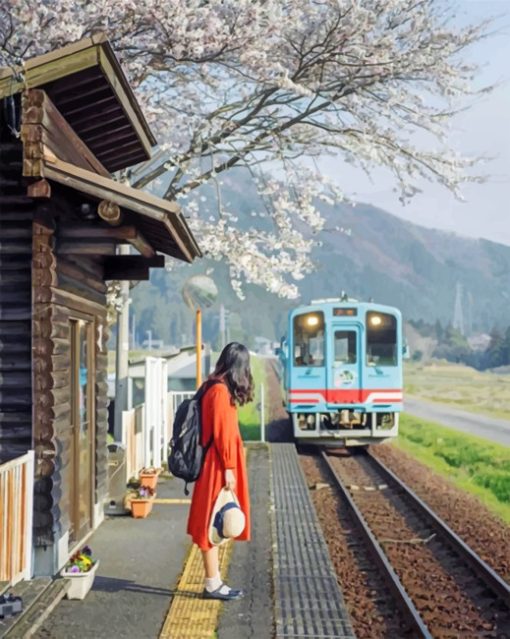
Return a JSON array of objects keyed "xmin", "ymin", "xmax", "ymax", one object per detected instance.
[{"xmin": 213, "ymin": 502, "xmax": 238, "ymax": 539}]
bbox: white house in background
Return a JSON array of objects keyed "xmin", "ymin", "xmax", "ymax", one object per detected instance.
[{"xmin": 108, "ymin": 345, "xmax": 212, "ymax": 408}]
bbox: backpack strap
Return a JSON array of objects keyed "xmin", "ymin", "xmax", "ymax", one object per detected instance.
[{"xmin": 198, "ymin": 379, "xmax": 223, "ymax": 451}]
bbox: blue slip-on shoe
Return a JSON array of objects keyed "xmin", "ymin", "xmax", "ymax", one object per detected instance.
[{"xmin": 202, "ymin": 585, "xmax": 244, "ymax": 601}]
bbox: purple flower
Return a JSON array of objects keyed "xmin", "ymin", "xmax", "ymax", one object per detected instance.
[{"xmin": 70, "ymin": 565, "xmax": 80, "ymax": 573}]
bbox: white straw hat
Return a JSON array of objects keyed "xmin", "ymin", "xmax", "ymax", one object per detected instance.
[{"xmin": 209, "ymin": 488, "xmax": 246, "ymax": 546}]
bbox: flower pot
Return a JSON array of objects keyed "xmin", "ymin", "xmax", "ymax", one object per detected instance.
[
  {"xmin": 61, "ymin": 560, "xmax": 100, "ymax": 600},
  {"xmin": 139, "ymin": 471, "xmax": 158, "ymax": 490},
  {"xmin": 131, "ymin": 498, "xmax": 154, "ymax": 518}
]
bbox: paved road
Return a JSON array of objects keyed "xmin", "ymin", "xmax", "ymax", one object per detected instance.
[{"xmin": 404, "ymin": 396, "xmax": 510, "ymax": 447}]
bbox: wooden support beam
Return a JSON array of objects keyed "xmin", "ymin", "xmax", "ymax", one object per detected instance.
[
  {"xmin": 128, "ymin": 231, "xmax": 155, "ymax": 258},
  {"xmin": 58, "ymin": 240, "xmax": 116, "ymax": 256},
  {"xmin": 59, "ymin": 224, "xmax": 155, "ymax": 258},
  {"xmin": 103, "ymin": 255, "xmax": 165, "ymax": 281},
  {"xmin": 59, "ymin": 225, "xmax": 136, "ymax": 240},
  {"xmin": 27, "ymin": 179, "xmax": 51, "ymax": 198}
]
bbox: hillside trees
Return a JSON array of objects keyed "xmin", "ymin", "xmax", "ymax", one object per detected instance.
[{"xmin": 0, "ymin": 1, "xmax": 490, "ymax": 297}]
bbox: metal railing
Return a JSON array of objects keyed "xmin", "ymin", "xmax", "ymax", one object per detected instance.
[
  {"xmin": 0, "ymin": 451, "xmax": 34, "ymax": 585},
  {"xmin": 168, "ymin": 391, "xmax": 195, "ymax": 419}
]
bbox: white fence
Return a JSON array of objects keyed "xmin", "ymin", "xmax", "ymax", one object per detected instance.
[
  {"xmin": 0, "ymin": 451, "xmax": 34, "ymax": 585},
  {"xmin": 144, "ymin": 357, "xmax": 168, "ymax": 469},
  {"xmin": 168, "ymin": 391, "xmax": 195, "ymax": 420},
  {"xmin": 122, "ymin": 358, "xmax": 195, "ymax": 476}
]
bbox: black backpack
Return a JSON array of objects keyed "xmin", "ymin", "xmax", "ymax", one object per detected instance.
[{"xmin": 167, "ymin": 380, "xmax": 221, "ymax": 494}]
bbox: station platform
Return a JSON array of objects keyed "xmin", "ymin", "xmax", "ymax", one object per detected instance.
[{"xmin": 31, "ymin": 444, "xmax": 354, "ymax": 639}]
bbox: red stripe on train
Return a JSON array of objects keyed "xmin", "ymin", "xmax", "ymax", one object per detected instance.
[{"xmin": 289, "ymin": 389, "xmax": 402, "ymax": 403}]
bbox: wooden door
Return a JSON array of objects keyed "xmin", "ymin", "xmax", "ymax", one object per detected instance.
[{"xmin": 69, "ymin": 317, "xmax": 95, "ymax": 542}]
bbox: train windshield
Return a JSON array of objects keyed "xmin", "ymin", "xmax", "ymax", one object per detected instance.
[
  {"xmin": 293, "ymin": 312, "xmax": 325, "ymax": 367},
  {"xmin": 334, "ymin": 331, "xmax": 357, "ymax": 364},
  {"xmin": 366, "ymin": 311, "xmax": 397, "ymax": 366}
]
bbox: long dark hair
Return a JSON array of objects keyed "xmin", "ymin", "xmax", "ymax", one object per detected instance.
[{"xmin": 210, "ymin": 342, "xmax": 254, "ymax": 406}]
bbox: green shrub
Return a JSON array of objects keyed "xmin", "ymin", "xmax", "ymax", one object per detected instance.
[
  {"xmin": 473, "ymin": 470, "xmax": 510, "ymax": 504},
  {"xmin": 396, "ymin": 414, "xmax": 510, "ymax": 522}
]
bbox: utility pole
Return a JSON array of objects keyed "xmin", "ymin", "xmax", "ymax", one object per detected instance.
[
  {"xmin": 196, "ymin": 308, "xmax": 202, "ymax": 388},
  {"xmin": 453, "ymin": 282, "xmax": 465, "ymax": 336},
  {"xmin": 219, "ymin": 304, "xmax": 226, "ymax": 349},
  {"xmin": 226, "ymin": 309, "xmax": 231, "ymax": 344},
  {"xmin": 114, "ymin": 244, "xmax": 130, "ymax": 442}
]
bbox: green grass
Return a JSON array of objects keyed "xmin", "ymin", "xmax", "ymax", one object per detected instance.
[
  {"xmin": 238, "ymin": 356, "xmax": 269, "ymax": 441},
  {"xmin": 404, "ymin": 360, "xmax": 510, "ymax": 422},
  {"xmin": 395, "ymin": 414, "xmax": 510, "ymax": 523}
]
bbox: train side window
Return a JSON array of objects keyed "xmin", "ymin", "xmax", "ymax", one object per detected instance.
[
  {"xmin": 293, "ymin": 312, "xmax": 325, "ymax": 367},
  {"xmin": 334, "ymin": 331, "xmax": 357, "ymax": 364},
  {"xmin": 366, "ymin": 312, "xmax": 397, "ymax": 366}
]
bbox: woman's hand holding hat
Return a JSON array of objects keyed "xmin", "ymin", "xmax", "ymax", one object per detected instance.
[{"xmin": 225, "ymin": 469, "xmax": 236, "ymax": 491}]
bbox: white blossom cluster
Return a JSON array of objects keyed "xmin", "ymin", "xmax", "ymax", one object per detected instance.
[{"xmin": 0, "ymin": 0, "xmax": 489, "ymax": 297}]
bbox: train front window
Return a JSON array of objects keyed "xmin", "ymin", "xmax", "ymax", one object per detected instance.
[
  {"xmin": 334, "ymin": 331, "xmax": 357, "ymax": 364},
  {"xmin": 366, "ymin": 312, "xmax": 397, "ymax": 366},
  {"xmin": 293, "ymin": 312, "xmax": 325, "ymax": 367}
]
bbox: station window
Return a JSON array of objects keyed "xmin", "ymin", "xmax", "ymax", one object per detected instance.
[
  {"xmin": 293, "ymin": 312, "xmax": 325, "ymax": 367},
  {"xmin": 334, "ymin": 331, "xmax": 357, "ymax": 364},
  {"xmin": 366, "ymin": 312, "xmax": 397, "ymax": 366}
]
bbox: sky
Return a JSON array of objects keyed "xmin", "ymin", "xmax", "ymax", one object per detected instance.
[{"xmin": 319, "ymin": 0, "xmax": 510, "ymax": 246}]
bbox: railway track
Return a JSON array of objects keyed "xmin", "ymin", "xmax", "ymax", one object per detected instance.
[{"xmin": 320, "ymin": 448, "xmax": 510, "ymax": 639}]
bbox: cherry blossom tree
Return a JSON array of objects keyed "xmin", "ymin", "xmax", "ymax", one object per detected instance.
[{"xmin": 0, "ymin": 1, "xmax": 490, "ymax": 297}]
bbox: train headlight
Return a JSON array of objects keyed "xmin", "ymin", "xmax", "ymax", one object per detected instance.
[
  {"xmin": 369, "ymin": 315, "xmax": 382, "ymax": 327},
  {"xmin": 306, "ymin": 315, "xmax": 319, "ymax": 327}
]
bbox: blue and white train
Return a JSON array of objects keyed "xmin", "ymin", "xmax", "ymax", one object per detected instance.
[{"xmin": 278, "ymin": 297, "xmax": 403, "ymax": 445}]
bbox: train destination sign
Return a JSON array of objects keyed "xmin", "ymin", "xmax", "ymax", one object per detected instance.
[{"xmin": 333, "ymin": 308, "xmax": 358, "ymax": 316}]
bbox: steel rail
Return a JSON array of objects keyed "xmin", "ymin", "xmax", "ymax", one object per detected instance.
[
  {"xmin": 366, "ymin": 450, "xmax": 510, "ymax": 607},
  {"xmin": 320, "ymin": 449, "xmax": 433, "ymax": 639}
]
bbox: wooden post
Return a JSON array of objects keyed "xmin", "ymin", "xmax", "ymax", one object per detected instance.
[
  {"xmin": 196, "ymin": 309, "xmax": 202, "ymax": 389},
  {"xmin": 114, "ymin": 245, "xmax": 131, "ymax": 441},
  {"xmin": 260, "ymin": 383, "xmax": 265, "ymax": 443}
]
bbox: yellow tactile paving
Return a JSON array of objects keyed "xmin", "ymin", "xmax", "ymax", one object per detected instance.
[{"xmin": 159, "ymin": 542, "xmax": 233, "ymax": 639}]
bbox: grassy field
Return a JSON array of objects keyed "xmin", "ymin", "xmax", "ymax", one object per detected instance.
[
  {"xmin": 238, "ymin": 355, "xmax": 269, "ymax": 441},
  {"xmin": 405, "ymin": 360, "xmax": 510, "ymax": 422},
  {"xmin": 395, "ymin": 414, "xmax": 510, "ymax": 523}
]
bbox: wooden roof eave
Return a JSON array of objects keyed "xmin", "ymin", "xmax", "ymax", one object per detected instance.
[
  {"xmin": 0, "ymin": 33, "xmax": 156, "ymax": 162},
  {"xmin": 40, "ymin": 153, "xmax": 202, "ymax": 263}
]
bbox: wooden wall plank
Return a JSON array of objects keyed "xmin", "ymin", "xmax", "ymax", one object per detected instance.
[{"xmin": 0, "ymin": 132, "xmax": 33, "ymax": 464}]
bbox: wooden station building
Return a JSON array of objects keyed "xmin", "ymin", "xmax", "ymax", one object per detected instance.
[{"xmin": 0, "ymin": 35, "xmax": 201, "ymax": 575}]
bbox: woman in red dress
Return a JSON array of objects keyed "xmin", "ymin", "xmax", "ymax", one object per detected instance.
[{"xmin": 187, "ymin": 342, "xmax": 253, "ymax": 600}]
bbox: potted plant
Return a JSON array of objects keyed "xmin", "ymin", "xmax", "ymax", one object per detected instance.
[
  {"xmin": 61, "ymin": 546, "xmax": 99, "ymax": 600},
  {"xmin": 130, "ymin": 485, "xmax": 156, "ymax": 518},
  {"xmin": 139, "ymin": 466, "xmax": 160, "ymax": 490}
]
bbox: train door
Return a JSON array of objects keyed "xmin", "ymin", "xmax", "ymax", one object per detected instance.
[{"xmin": 326, "ymin": 323, "xmax": 363, "ymax": 404}]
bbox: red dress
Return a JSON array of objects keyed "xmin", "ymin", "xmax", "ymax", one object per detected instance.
[{"xmin": 187, "ymin": 382, "xmax": 250, "ymax": 551}]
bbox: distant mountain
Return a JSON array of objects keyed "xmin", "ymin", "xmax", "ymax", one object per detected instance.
[
  {"xmin": 130, "ymin": 175, "xmax": 510, "ymax": 347},
  {"xmin": 304, "ymin": 201, "xmax": 510, "ymax": 332}
]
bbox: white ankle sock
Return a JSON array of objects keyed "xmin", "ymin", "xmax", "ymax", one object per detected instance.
[
  {"xmin": 204, "ymin": 574, "xmax": 231, "ymax": 594},
  {"xmin": 205, "ymin": 574, "xmax": 222, "ymax": 592}
]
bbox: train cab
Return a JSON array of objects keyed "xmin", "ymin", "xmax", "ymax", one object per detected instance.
[{"xmin": 280, "ymin": 298, "xmax": 403, "ymax": 445}]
